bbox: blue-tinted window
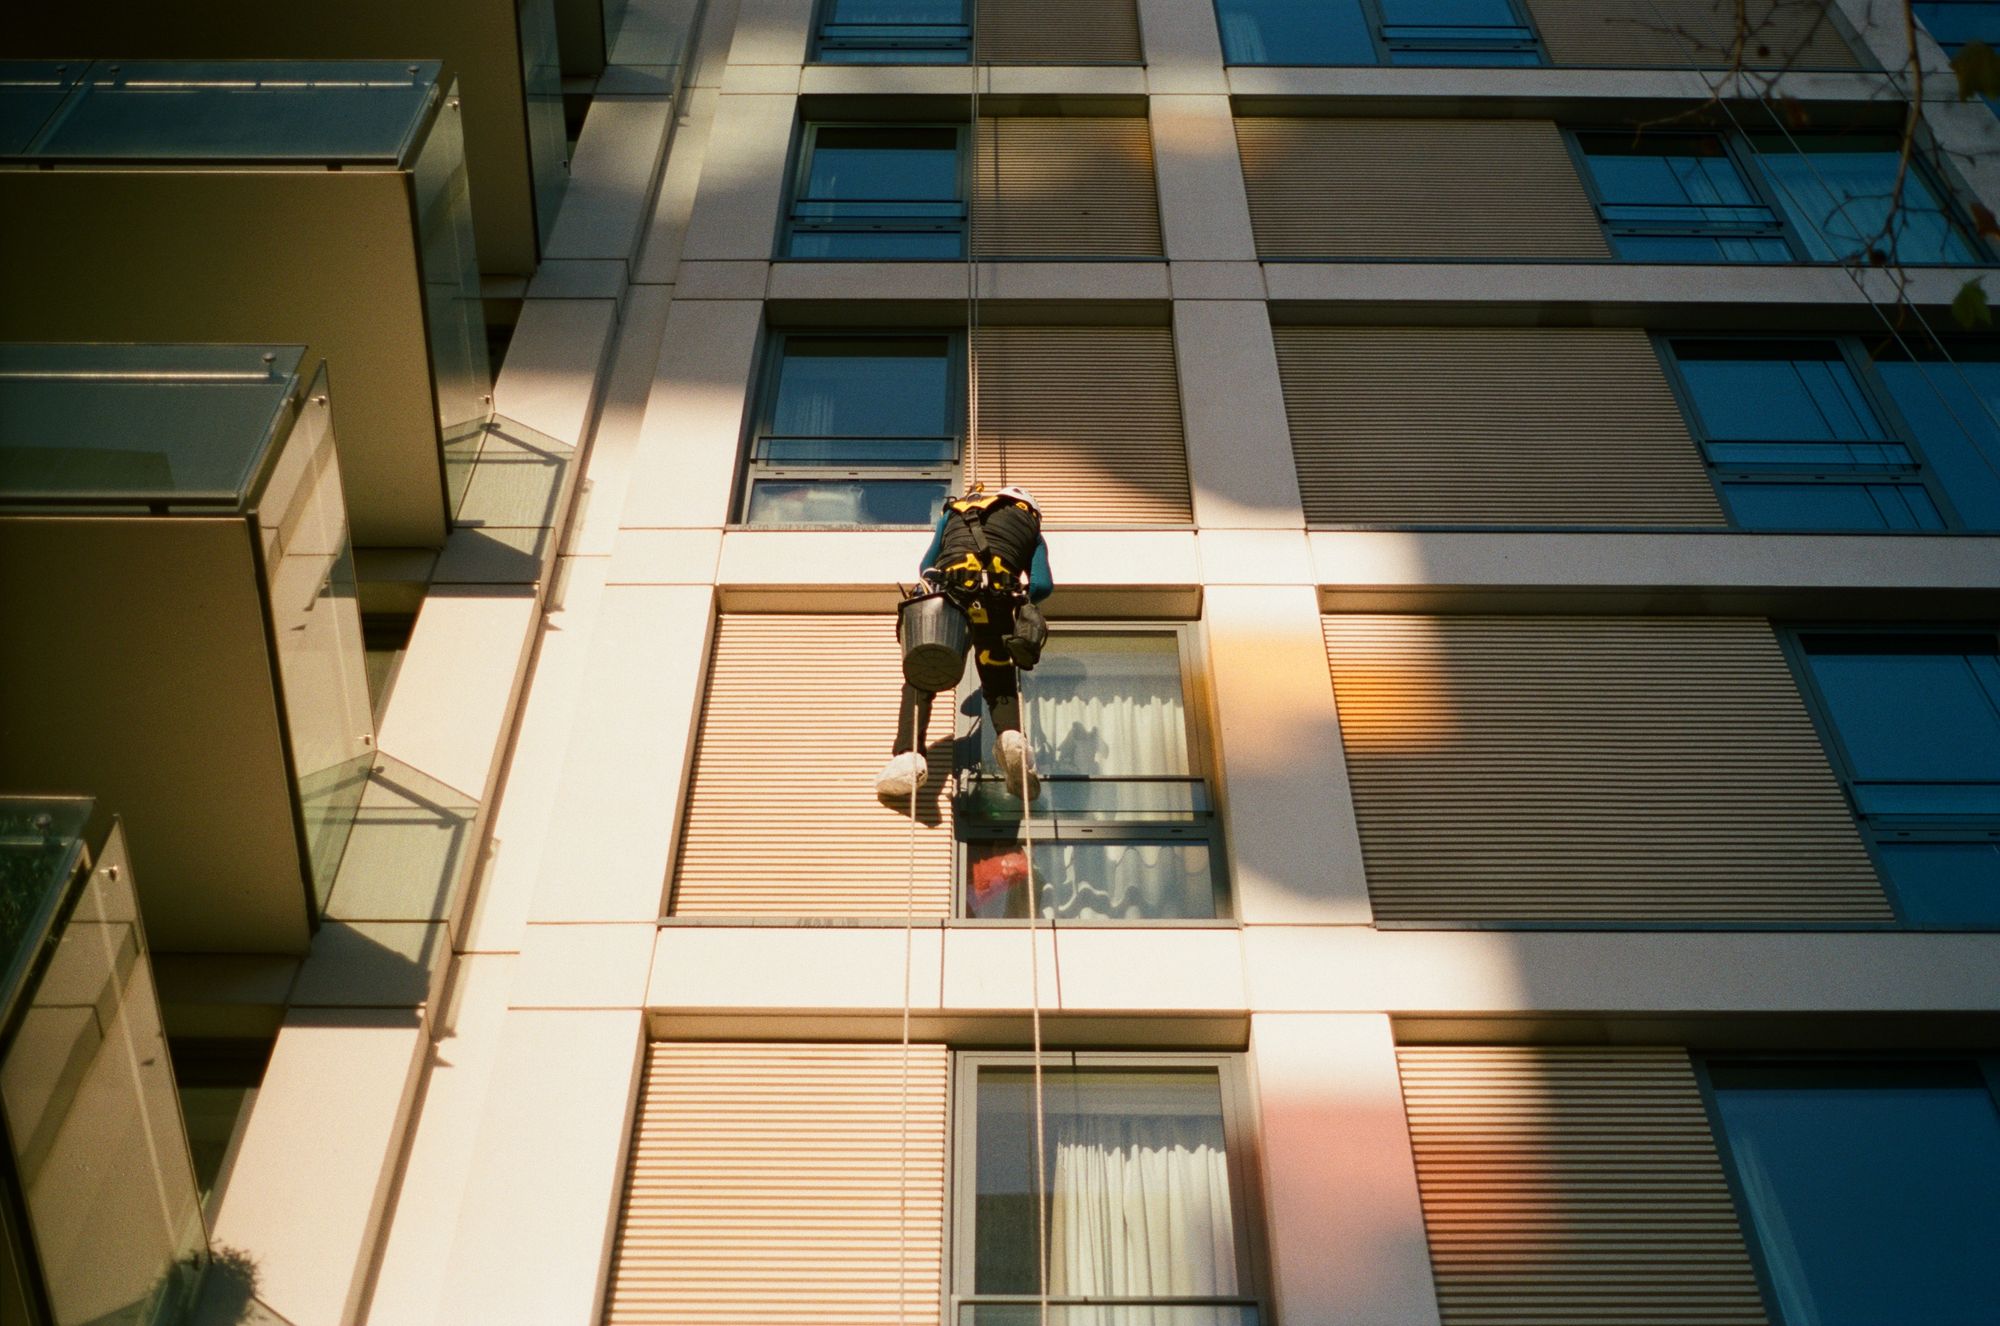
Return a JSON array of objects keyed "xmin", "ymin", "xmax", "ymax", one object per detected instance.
[
  {"xmin": 1798, "ymin": 632, "xmax": 2000, "ymax": 924},
  {"xmin": 1709, "ymin": 1061, "xmax": 2000, "ymax": 1326},
  {"xmin": 1214, "ymin": 0, "xmax": 1539, "ymax": 65},
  {"xmin": 1575, "ymin": 132, "xmax": 1791, "ymax": 262},
  {"xmin": 786, "ymin": 124, "xmax": 964, "ymax": 258},
  {"xmin": 1751, "ymin": 135, "xmax": 1980, "ymax": 266},
  {"xmin": 742, "ymin": 334, "xmax": 957, "ymax": 526},
  {"xmin": 1876, "ymin": 355, "xmax": 2000, "ymax": 530},
  {"xmin": 815, "ymin": 0, "xmax": 970, "ymax": 63},
  {"xmin": 1914, "ymin": 1, "xmax": 2000, "ymax": 54},
  {"xmin": 1670, "ymin": 340, "xmax": 1945, "ymax": 530}
]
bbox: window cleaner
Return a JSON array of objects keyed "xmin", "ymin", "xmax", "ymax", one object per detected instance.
[{"xmin": 877, "ymin": 484, "xmax": 1052, "ymax": 803}]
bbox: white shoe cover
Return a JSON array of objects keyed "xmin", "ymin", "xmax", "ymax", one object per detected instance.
[
  {"xmin": 876, "ymin": 752, "xmax": 928, "ymax": 800},
  {"xmin": 996, "ymin": 730, "xmax": 1041, "ymax": 802}
]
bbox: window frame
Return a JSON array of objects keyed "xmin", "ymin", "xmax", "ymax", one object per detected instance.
[
  {"xmin": 810, "ymin": 0, "xmax": 973, "ymax": 64},
  {"xmin": 1653, "ymin": 333, "xmax": 1973, "ymax": 532},
  {"xmin": 1564, "ymin": 127, "xmax": 1802, "ymax": 262},
  {"xmin": 1215, "ymin": 0, "xmax": 1545, "ymax": 66},
  {"xmin": 1776, "ymin": 623, "xmax": 2000, "ymax": 930},
  {"xmin": 948, "ymin": 621, "xmax": 1234, "ymax": 923},
  {"xmin": 734, "ymin": 326, "xmax": 967, "ymax": 529},
  {"xmin": 1692, "ymin": 1051, "xmax": 2000, "ymax": 1326},
  {"xmin": 781, "ymin": 119, "xmax": 969, "ymax": 260},
  {"xmin": 948, "ymin": 1049, "xmax": 1270, "ymax": 1322},
  {"xmin": 1743, "ymin": 130, "xmax": 1991, "ymax": 268}
]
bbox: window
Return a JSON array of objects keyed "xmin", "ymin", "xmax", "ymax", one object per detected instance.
[
  {"xmin": 1915, "ymin": 1, "xmax": 2000, "ymax": 58},
  {"xmin": 1791, "ymin": 630, "xmax": 2000, "ymax": 926},
  {"xmin": 1874, "ymin": 349, "xmax": 2000, "ymax": 528},
  {"xmin": 1667, "ymin": 339, "xmax": 1951, "ymax": 530},
  {"xmin": 955, "ymin": 1054, "xmax": 1263, "ymax": 1324},
  {"xmin": 1750, "ymin": 134, "xmax": 1980, "ymax": 266},
  {"xmin": 814, "ymin": 0, "xmax": 971, "ymax": 62},
  {"xmin": 1573, "ymin": 131, "xmax": 1791, "ymax": 262},
  {"xmin": 784, "ymin": 123, "xmax": 964, "ymax": 259},
  {"xmin": 739, "ymin": 332, "xmax": 960, "ymax": 526},
  {"xmin": 1706, "ymin": 1059, "xmax": 2000, "ymax": 1325},
  {"xmin": 1215, "ymin": 0, "xmax": 1541, "ymax": 65},
  {"xmin": 954, "ymin": 629, "xmax": 1225, "ymax": 920}
]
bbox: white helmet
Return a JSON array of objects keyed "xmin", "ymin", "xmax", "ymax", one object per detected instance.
[{"xmin": 996, "ymin": 485, "xmax": 1041, "ymax": 516}]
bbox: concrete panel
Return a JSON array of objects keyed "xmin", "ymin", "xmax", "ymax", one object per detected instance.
[
  {"xmin": 463, "ymin": 560, "xmax": 610, "ymax": 952},
  {"xmin": 572, "ymin": 287, "xmax": 673, "ymax": 556},
  {"xmin": 289, "ymin": 921, "xmax": 450, "ymax": 1010},
  {"xmin": 714, "ymin": 529, "xmax": 1203, "ymax": 592},
  {"xmin": 363, "ymin": 954, "xmax": 518, "ymax": 1326},
  {"xmin": 493, "ymin": 298, "xmax": 620, "ymax": 447},
  {"xmin": 376, "ymin": 585, "xmax": 542, "ymax": 801},
  {"xmin": 511, "ymin": 923, "xmax": 658, "ymax": 1007},
  {"xmin": 1171, "ymin": 260, "xmax": 1267, "ymax": 299},
  {"xmin": 607, "ymin": 528, "xmax": 725, "ymax": 583},
  {"xmin": 728, "ymin": 0, "xmax": 814, "ymax": 64},
  {"xmin": 765, "ymin": 261, "xmax": 973, "ymax": 302},
  {"xmin": 525, "ymin": 258, "xmax": 629, "ymax": 301},
  {"xmin": 528, "ymin": 585, "xmax": 716, "ymax": 922},
  {"xmin": 1151, "ymin": 96, "xmax": 1259, "ymax": 261},
  {"xmin": 1199, "ymin": 530, "xmax": 1313, "ymax": 584},
  {"xmin": 986, "ymin": 66, "xmax": 1150, "ymax": 96},
  {"xmin": 548, "ymin": 97, "xmax": 676, "ymax": 263},
  {"xmin": 611, "ymin": 0, "xmax": 705, "ymax": 66},
  {"xmin": 636, "ymin": 86, "xmax": 721, "ymax": 284},
  {"xmin": 676, "ymin": 259, "xmax": 775, "ymax": 298},
  {"xmin": 439, "ymin": 1009, "xmax": 646, "ymax": 1326},
  {"xmin": 721, "ymin": 63, "xmax": 803, "ymax": 92},
  {"xmin": 688, "ymin": 0, "xmax": 743, "ymax": 87},
  {"xmin": 678, "ymin": 92, "xmax": 797, "ymax": 260},
  {"xmin": 1053, "ymin": 927, "xmax": 1247, "ymax": 1009},
  {"xmin": 1173, "ymin": 300, "xmax": 1306, "ymax": 530},
  {"xmin": 618, "ymin": 299, "xmax": 763, "ymax": 528},
  {"xmin": 1205, "ymin": 586, "xmax": 1373, "ymax": 925},
  {"xmin": 1139, "ymin": 0, "xmax": 1230, "ymax": 92},
  {"xmin": 1251, "ymin": 1014, "xmax": 1442, "ymax": 1326},
  {"xmin": 209, "ymin": 1009, "xmax": 427, "ymax": 1326}
]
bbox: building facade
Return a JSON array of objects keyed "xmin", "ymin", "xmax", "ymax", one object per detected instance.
[{"xmin": 6, "ymin": 0, "xmax": 2000, "ymax": 1323}]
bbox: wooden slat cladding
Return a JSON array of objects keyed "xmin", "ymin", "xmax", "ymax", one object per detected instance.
[
  {"xmin": 1399, "ymin": 1046, "xmax": 1770, "ymax": 1326},
  {"xmin": 971, "ymin": 117, "xmax": 1163, "ymax": 258},
  {"xmin": 972, "ymin": 326, "xmax": 1194, "ymax": 525},
  {"xmin": 1322, "ymin": 615, "xmax": 1889, "ymax": 922},
  {"xmin": 975, "ymin": 0, "xmax": 1143, "ymax": 63},
  {"xmin": 672, "ymin": 615, "xmax": 953, "ymax": 917},
  {"xmin": 1275, "ymin": 326, "xmax": 1726, "ymax": 527},
  {"xmin": 1527, "ymin": 0, "xmax": 1859, "ymax": 68},
  {"xmin": 1234, "ymin": 118, "xmax": 1609, "ymax": 259},
  {"xmin": 605, "ymin": 1041, "xmax": 950, "ymax": 1325}
]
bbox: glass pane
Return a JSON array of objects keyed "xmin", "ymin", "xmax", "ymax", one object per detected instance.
[
  {"xmin": 964, "ymin": 1308, "xmax": 1259, "ymax": 1326},
  {"xmin": 967, "ymin": 841, "xmax": 1217, "ymax": 920},
  {"xmin": 1214, "ymin": 0, "xmax": 1376, "ymax": 64},
  {"xmin": 1, "ymin": 856, "xmax": 206, "ymax": 1326},
  {"xmin": 770, "ymin": 336, "xmax": 953, "ymax": 439},
  {"xmin": 1704, "ymin": 439, "xmax": 1913, "ymax": 467},
  {"xmin": 1711, "ymin": 1062, "xmax": 2000, "ymax": 1326},
  {"xmin": 257, "ymin": 368, "xmax": 375, "ymax": 911},
  {"xmin": 786, "ymin": 228, "xmax": 965, "ymax": 258},
  {"xmin": 1852, "ymin": 782, "xmax": 2000, "ymax": 816},
  {"xmin": 1914, "ymin": 2, "xmax": 2000, "ymax": 50},
  {"xmin": 756, "ymin": 436, "xmax": 957, "ymax": 464},
  {"xmin": 975, "ymin": 1068, "xmax": 1240, "ymax": 1297},
  {"xmin": 1719, "ymin": 480, "xmax": 1944, "ymax": 530},
  {"xmin": 1581, "ymin": 133, "xmax": 1758, "ymax": 208},
  {"xmin": 829, "ymin": 0, "xmax": 966, "ymax": 19},
  {"xmin": 1610, "ymin": 233, "xmax": 1791, "ymax": 262},
  {"xmin": 1009, "ymin": 634, "xmax": 1192, "ymax": 779},
  {"xmin": 1675, "ymin": 347, "xmax": 1885, "ymax": 442},
  {"xmin": 519, "ymin": 0, "xmax": 569, "ymax": 246},
  {"xmin": 0, "ymin": 61, "xmax": 80, "ymax": 155},
  {"xmin": 412, "ymin": 78, "xmax": 494, "ymax": 504},
  {"xmin": 0, "ymin": 801, "xmax": 91, "ymax": 1003},
  {"xmin": 1877, "ymin": 358, "xmax": 2000, "ymax": 530},
  {"xmin": 1379, "ymin": 0, "xmax": 1521, "ymax": 22},
  {"xmin": 744, "ymin": 478, "xmax": 947, "ymax": 526},
  {"xmin": 819, "ymin": 46, "xmax": 972, "ymax": 62},
  {"xmin": 805, "ymin": 125, "xmax": 959, "ymax": 200},
  {"xmin": 963, "ymin": 778, "xmax": 1211, "ymax": 822},
  {"xmin": 1752, "ymin": 136, "xmax": 1978, "ymax": 265},
  {"xmin": 1877, "ymin": 840, "xmax": 2000, "ymax": 925},
  {"xmin": 29, "ymin": 60, "xmax": 433, "ymax": 162},
  {"xmin": 1803, "ymin": 645, "xmax": 2000, "ymax": 784}
]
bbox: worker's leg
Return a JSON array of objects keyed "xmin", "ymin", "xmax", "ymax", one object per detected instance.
[
  {"xmin": 892, "ymin": 683, "xmax": 934, "ymax": 756},
  {"xmin": 973, "ymin": 618, "xmax": 1037, "ymax": 800}
]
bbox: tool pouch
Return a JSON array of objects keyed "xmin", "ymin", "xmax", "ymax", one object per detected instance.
[{"xmin": 1004, "ymin": 600, "xmax": 1047, "ymax": 670}]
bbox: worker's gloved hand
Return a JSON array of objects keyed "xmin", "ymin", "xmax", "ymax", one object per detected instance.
[
  {"xmin": 1005, "ymin": 601, "xmax": 1047, "ymax": 670},
  {"xmin": 918, "ymin": 567, "xmax": 947, "ymax": 595}
]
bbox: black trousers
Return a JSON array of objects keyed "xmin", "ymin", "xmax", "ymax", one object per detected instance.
[{"xmin": 894, "ymin": 597, "xmax": 1019, "ymax": 754}]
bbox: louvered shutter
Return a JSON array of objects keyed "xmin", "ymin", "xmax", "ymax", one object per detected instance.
[
  {"xmin": 975, "ymin": 0, "xmax": 1143, "ymax": 62},
  {"xmin": 972, "ymin": 117, "xmax": 1163, "ymax": 258},
  {"xmin": 1399, "ymin": 1045, "xmax": 1771, "ymax": 1325},
  {"xmin": 1274, "ymin": 326, "xmax": 1726, "ymax": 526},
  {"xmin": 672, "ymin": 615, "xmax": 954, "ymax": 917},
  {"xmin": 971, "ymin": 325, "xmax": 1194, "ymax": 526},
  {"xmin": 1526, "ymin": 0, "xmax": 1859, "ymax": 67},
  {"xmin": 1234, "ymin": 118, "xmax": 1609, "ymax": 259},
  {"xmin": 605, "ymin": 1041, "xmax": 950, "ymax": 1325},
  {"xmin": 1322, "ymin": 615, "xmax": 1890, "ymax": 922}
]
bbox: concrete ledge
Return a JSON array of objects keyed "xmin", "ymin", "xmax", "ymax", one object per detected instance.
[
  {"xmin": 1225, "ymin": 64, "xmax": 1896, "ymax": 110},
  {"xmin": 1309, "ymin": 530, "xmax": 2000, "ymax": 615},
  {"xmin": 767, "ymin": 259, "xmax": 1171, "ymax": 303},
  {"xmin": 797, "ymin": 65, "xmax": 1149, "ymax": 98},
  {"xmin": 546, "ymin": 96, "xmax": 675, "ymax": 263}
]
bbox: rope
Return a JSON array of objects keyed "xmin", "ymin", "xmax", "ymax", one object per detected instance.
[
  {"xmin": 896, "ymin": 688, "xmax": 920, "ymax": 1325},
  {"xmin": 1018, "ymin": 669, "xmax": 1051, "ymax": 1326}
]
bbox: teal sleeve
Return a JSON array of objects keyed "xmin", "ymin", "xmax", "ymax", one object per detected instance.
[
  {"xmin": 919, "ymin": 514, "xmax": 947, "ymax": 573},
  {"xmin": 1028, "ymin": 540, "xmax": 1053, "ymax": 602}
]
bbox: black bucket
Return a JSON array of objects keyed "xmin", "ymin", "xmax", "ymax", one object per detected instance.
[{"xmin": 899, "ymin": 592, "xmax": 970, "ymax": 691}]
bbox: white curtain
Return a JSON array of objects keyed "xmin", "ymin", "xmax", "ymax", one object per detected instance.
[
  {"xmin": 1046, "ymin": 1115, "xmax": 1240, "ymax": 1326},
  {"xmin": 1038, "ymin": 844, "xmax": 1212, "ymax": 921}
]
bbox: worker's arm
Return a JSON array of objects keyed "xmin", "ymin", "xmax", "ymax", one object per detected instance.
[
  {"xmin": 918, "ymin": 513, "xmax": 947, "ymax": 574},
  {"xmin": 1027, "ymin": 539, "xmax": 1053, "ymax": 603}
]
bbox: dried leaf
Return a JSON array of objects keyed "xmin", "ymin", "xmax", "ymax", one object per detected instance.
[
  {"xmin": 1952, "ymin": 40, "xmax": 2000, "ymax": 101},
  {"xmin": 1952, "ymin": 279, "xmax": 1992, "ymax": 330},
  {"xmin": 1975, "ymin": 202, "xmax": 2000, "ymax": 241},
  {"xmin": 1778, "ymin": 95, "xmax": 1810, "ymax": 130}
]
